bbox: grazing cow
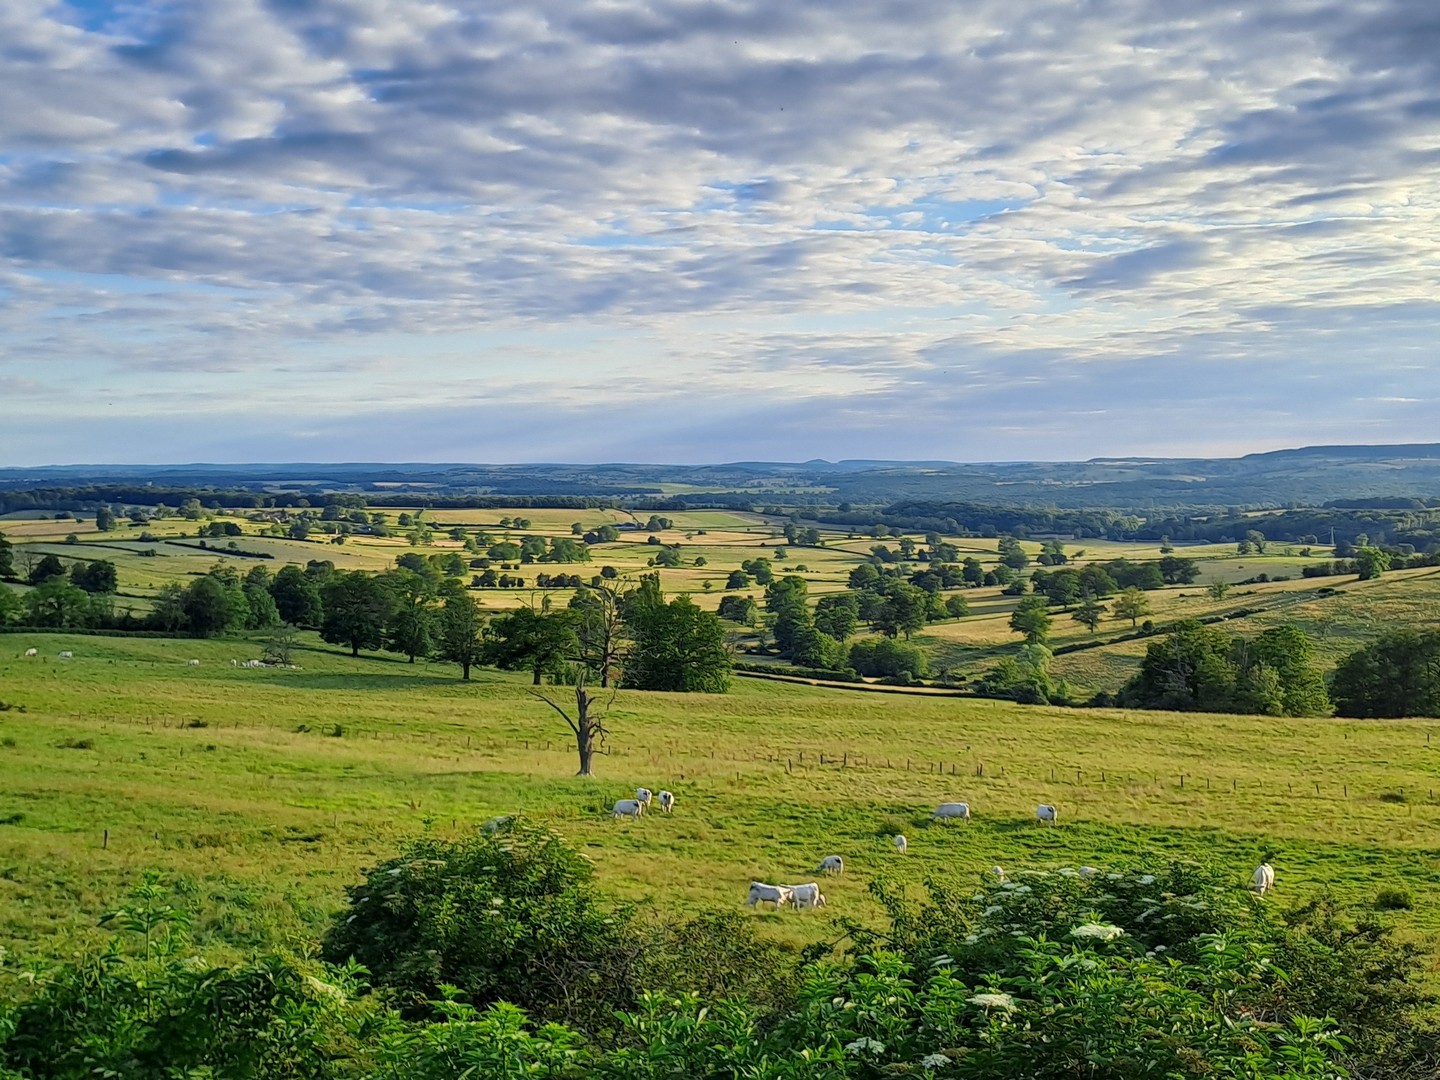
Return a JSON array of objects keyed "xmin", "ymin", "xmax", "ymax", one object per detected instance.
[
  {"xmin": 746, "ymin": 881, "xmax": 793, "ymax": 910},
  {"xmin": 635, "ymin": 787, "xmax": 653, "ymax": 809},
  {"xmin": 23, "ymin": 648, "xmax": 37, "ymax": 658},
  {"xmin": 657, "ymin": 790, "xmax": 674, "ymax": 813},
  {"xmin": 58, "ymin": 651, "xmax": 73, "ymax": 659},
  {"xmin": 933, "ymin": 801, "xmax": 971, "ymax": 822},
  {"xmin": 817, "ymin": 855, "xmax": 844, "ymax": 875},
  {"xmin": 187, "ymin": 659, "xmax": 200, "ymax": 666},
  {"xmin": 611, "ymin": 798, "xmax": 644, "ymax": 820},
  {"xmin": 788, "ymin": 882, "xmax": 826, "ymax": 910},
  {"xmin": 1036, "ymin": 804, "xmax": 1058, "ymax": 825},
  {"xmin": 992, "ymin": 865, "xmax": 1006, "ymax": 881},
  {"xmin": 1251, "ymin": 863, "xmax": 1275, "ymax": 896},
  {"xmin": 231, "ymin": 659, "xmax": 238, "ymax": 667},
  {"xmin": 243, "ymin": 659, "xmax": 264, "ymax": 668},
  {"xmin": 893, "ymin": 834, "xmax": 908, "ymax": 853}
]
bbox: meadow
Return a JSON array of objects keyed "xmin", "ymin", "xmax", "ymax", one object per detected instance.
[{"xmin": 3, "ymin": 630, "xmax": 1440, "ymax": 971}]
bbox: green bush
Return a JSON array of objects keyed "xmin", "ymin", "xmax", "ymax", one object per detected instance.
[{"xmin": 320, "ymin": 819, "xmax": 644, "ymax": 1031}]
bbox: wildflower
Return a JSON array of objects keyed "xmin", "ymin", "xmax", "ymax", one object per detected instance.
[
  {"xmin": 845, "ymin": 1037, "xmax": 886, "ymax": 1056},
  {"xmin": 1070, "ymin": 922, "xmax": 1124, "ymax": 942},
  {"xmin": 921, "ymin": 1052, "xmax": 952, "ymax": 1069},
  {"xmin": 967, "ymin": 992, "xmax": 1015, "ymax": 1011}
]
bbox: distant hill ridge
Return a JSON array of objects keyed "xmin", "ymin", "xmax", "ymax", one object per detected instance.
[{"xmin": 2, "ymin": 443, "xmax": 1440, "ymax": 512}]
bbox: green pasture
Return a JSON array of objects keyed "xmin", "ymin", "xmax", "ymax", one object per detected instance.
[{"xmin": 3, "ymin": 632, "xmax": 1440, "ymax": 969}]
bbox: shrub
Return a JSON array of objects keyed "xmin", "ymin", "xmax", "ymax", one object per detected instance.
[
  {"xmin": 1375, "ymin": 886, "xmax": 1413, "ymax": 911},
  {"xmin": 320, "ymin": 819, "xmax": 644, "ymax": 1031}
]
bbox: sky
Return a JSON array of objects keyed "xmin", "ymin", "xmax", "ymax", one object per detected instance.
[{"xmin": 2, "ymin": 0, "xmax": 1439, "ymax": 466}]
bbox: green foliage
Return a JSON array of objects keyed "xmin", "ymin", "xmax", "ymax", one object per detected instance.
[
  {"xmin": 1008, "ymin": 596, "xmax": 1051, "ymax": 644},
  {"xmin": 1331, "ymin": 629, "xmax": 1440, "ymax": 717},
  {"xmin": 320, "ymin": 822, "xmax": 639, "ymax": 1031},
  {"xmin": 849, "ymin": 636, "xmax": 927, "ymax": 679},
  {"xmin": 482, "ymin": 607, "xmax": 579, "ymax": 685},
  {"xmin": 623, "ymin": 590, "xmax": 731, "ymax": 693},
  {"xmin": 320, "ymin": 571, "xmax": 395, "ymax": 657},
  {"xmin": 435, "ymin": 592, "xmax": 486, "ymax": 679},
  {"xmin": 1121, "ymin": 622, "xmax": 1330, "ymax": 716},
  {"xmin": 716, "ymin": 594, "xmax": 758, "ymax": 626}
]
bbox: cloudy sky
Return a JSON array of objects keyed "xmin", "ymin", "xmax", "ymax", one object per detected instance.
[{"xmin": 3, "ymin": 0, "xmax": 1438, "ymax": 465}]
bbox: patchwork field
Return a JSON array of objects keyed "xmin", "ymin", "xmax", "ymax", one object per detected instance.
[{"xmin": 3, "ymin": 632, "xmax": 1440, "ymax": 970}]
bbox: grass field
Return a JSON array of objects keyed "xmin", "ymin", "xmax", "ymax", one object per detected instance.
[{"xmin": 4, "ymin": 631, "xmax": 1440, "ymax": 973}]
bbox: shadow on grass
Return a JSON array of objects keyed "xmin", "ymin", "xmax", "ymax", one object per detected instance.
[{"xmin": 253, "ymin": 672, "xmax": 447, "ymax": 692}]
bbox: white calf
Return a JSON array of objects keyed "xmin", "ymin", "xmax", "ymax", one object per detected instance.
[
  {"xmin": 23, "ymin": 648, "xmax": 37, "ymax": 658},
  {"xmin": 746, "ymin": 881, "xmax": 793, "ymax": 910},
  {"xmin": 788, "ymin": 882, "xmax": 826, "ymax": 910},
  {"xmin": 635, "ymin": 787, "xmax": 653, "ymax": 809},
  {"xmin": 1036, "ymin": 804, "xmax": 1058, "ymax": 825},
  {"xmin": 934, "ymin": 802, "xmax": 971, "ymax": 822},
  {"xmin": 187, "ymin": 659, "xmax": 200, "ymax": 666},
  {"xmin": 657, "ymin": 790, "xmax": 674, "ymax": 813},
  {"xmin": 612, "ymin": 798, "xmax": 644, "ymax": 820},
  {"xmin": 817, "ymin": 855, "xmax": 844, "ymax": 875},
  {"xmin": 1250, "ymin": 863, "xmax": 1275, "ymax": 896},
  {"xmin": 58, "ymin": 651, "xmax": 73, "ymax": 659},
  {"xmin": 893, "ymin": 834, "xmax": 908, "ymax": 853}
]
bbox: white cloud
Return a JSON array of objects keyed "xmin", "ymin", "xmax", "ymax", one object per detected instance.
[{"xmin": 2, "ymin": 0, "xmax": 1439, "ymax": 462}]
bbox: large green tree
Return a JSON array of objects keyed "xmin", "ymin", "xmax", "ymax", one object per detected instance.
[
  {"xmin": 623, "ymin": 589, "xmax": 731, "ymax": 693},
  {"xmin": 24, "ymin": 577, "xmax": 92, "ymax": 628},
  {"xmin": 1009, "ymin": 596, "xmax": 1052, "ymax": 644},
  {"xmin": 0, "ymin": 530, "xmax": 14, "ymax": 579},
  {"xmin": 1111, "ymin": 586, "xmax": 1151, "ymax": 627},
  {"xmin": 320, "ymin": 571, "xmax": 394, "ymax": 657},
  {"xmin": 483, "ymin": 607, "xmax": 579, "ymax": 685},
  {"xmin": 270, "ymin": 565, "xmax": 323, "ymax": 627},
  {"xmin": 436, "ymin": 591, "xmax": 486, "ymax": 680},
  {"xmin": 382, "ymin": 570, "xmax": 436, "ymax": 664},
  {"xmin": 1331, "ymin": 630, "xmax": 1440, "ymax": 718}
]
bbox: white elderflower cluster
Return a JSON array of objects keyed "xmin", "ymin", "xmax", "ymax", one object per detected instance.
[
  {"xmin": 1071, "ymin": 922, "xmax": 1124, "ymax": 942},
  {"xmin": 967, "ymin": 991, "xmax": 1016, "ymax": 1010}
]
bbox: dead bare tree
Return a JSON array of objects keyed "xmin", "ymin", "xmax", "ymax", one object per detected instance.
[{"xmin": 531, "ymin": 667, "xmax": 616, "ymax": 777}]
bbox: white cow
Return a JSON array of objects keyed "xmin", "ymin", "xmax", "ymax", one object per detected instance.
[
  {"xmin": 991, "ymin": 865, "xmax": 1006, "ymax": 881},
  {"xmin": 243, "ymin": 659, "xmax": 264, "ymax": 668},
  {"xmin": 58, "ymin": 651, "xmax": 73, "ymax": 659},
  {"xmin": 817, "ymin": 855, "xmax": 844, "ymax": 875},
  {"xmin": 1036, "ymin": 804, "xmax": 1058, "ymax": 825},
  {"xmin": 657, "ymin": 790, "xmax": 674, "ymax": 813},
  {"xmin": 1251, "ymin": 863, "xmax": 1275, "ymax": 896},
  {"xmin": 187, "ymin": 659, "xmax": 200, "ymax": 666},
  {"xmin": 746, "ymin": 881, "xmax": 793, "ymax": 910},
  {"xmin": 23, "ymin": 648, "xmax": 37, "ymax": 658},
  {"xmin": 788, "ymin": 882, "xmax": 826, "ymax": 910},
  {"xmin": 612, "ymin": 798, "xmax": 644, "ymax": 820},
  {"xmin": 231, "ymin": 659, "xmax": 238, "ymax": 667},
  {"xmin": 934, "ymin": 802, "xmax": 971, "ymax": 822},
  {"xmin": 893, "ymin": 834, "xmax": 908, "ymax": 853},
  {"xmin": 635, "ymin": 787, "xmax": 653, "ymax": 809}
]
